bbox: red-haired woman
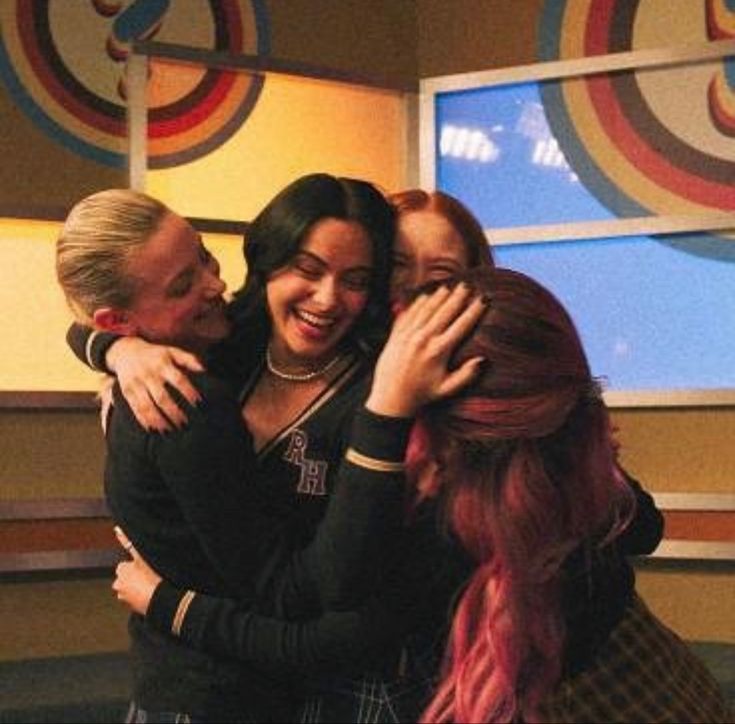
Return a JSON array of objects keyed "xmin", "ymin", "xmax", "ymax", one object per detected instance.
[
  {"xmin": 388, "ymin": 189, "xmax": 494, "ymax": 300},
  {"xmin": 410, "ymin": 268, "xmax": 730, "ymax": 723}
]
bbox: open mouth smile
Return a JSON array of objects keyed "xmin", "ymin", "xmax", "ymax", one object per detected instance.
[{"xmin": 294, "ymin": 308, "xmax": 338, "ymax": 332}]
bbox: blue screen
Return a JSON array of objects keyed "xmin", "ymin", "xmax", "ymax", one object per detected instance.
[
  {"xmin": 493, "ymin": 235, "xmax": 735, "ymax": 391},
  {"xmin": 436, "ymin": 83, "xmax": 615, "ymax": 228},
  {"xmin": 435, "ymin": 82, "xmax": 735, "ymax": 393}
]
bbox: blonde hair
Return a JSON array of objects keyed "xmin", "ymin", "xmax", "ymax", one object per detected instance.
[{"xmin": 56, "ymin": 188, "xmax": 169, "ymax": 324}]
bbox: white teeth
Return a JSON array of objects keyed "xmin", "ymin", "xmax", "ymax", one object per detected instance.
[{"xmin": 296, "ymin": 310, "xmax": 335, "ymax": 328}]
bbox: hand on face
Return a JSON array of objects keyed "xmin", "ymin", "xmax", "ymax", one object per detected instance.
[
  {"xmin": 391, "ymin": 210, "xmax": 470, "ymax": 303},
  {"xmin": 366, "ymin": 284, "xmax": 487, "ymax": 418}
]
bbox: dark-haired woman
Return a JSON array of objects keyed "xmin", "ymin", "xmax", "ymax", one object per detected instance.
[
  {"xmin": 60, "ymin": 179, "xmax": 486, "ymax": 722},
  {"xmin": 71, "ymin": 178, "xmax": 669, "ymax": 722}
]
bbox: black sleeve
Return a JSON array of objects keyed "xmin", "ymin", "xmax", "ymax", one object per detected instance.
[
  {"xmin": 66, "ymin": 323, "xmax": 121, "ymax": 374},
  {"xmin": 147, "ymin": 580, "xmax": 399, "ymax": 678},
  {"xmin": 144, "ymin": 504, "xmax": 469, "ymax": 676},
  {"xmin": 147, "ymin": 373, "xmax": 285, "ymax": 597},
  {"xmin": 256, "ymin": 407, "xmax": 413, "ymax": 617},
  {"xmin": 617, "ymin": 468, "xmax": 664, "ymax": 556},
  {"xmin": 149, "ymin": 396, "xmax": 413, "ymax": 619}
]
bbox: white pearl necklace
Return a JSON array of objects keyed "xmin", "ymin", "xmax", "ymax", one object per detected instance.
[{"xmin": 265, "ymin": 345, "xmax": 343, "ymax": 382}]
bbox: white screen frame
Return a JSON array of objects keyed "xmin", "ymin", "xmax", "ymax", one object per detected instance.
[{"xmin": 420, "ymin": 39, "xmax": 735, "ymax": 408}]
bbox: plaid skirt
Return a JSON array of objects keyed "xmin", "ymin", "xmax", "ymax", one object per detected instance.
[
  {"xmin": 539, "ymin": 594, "xmax": 733, "ymax": 723},
  {"xmin": 125, "ymin": 701, "xmax": 259, "ymax": 724},
  {"xmin": 298, "ymin": 635, "xmax": 440, "ymax": 724},
  {"xmin": 298, "ymin": 671, "xmax": 435, "ymax": 724}
]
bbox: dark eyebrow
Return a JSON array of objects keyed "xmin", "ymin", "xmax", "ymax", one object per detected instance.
[
  {"xmin": 295, "ymin": 250, "xmax": 373, "ymax": 274},
  {"xmin": 293, "ymin": 250, "xmax": 327, "ymax": 265}
]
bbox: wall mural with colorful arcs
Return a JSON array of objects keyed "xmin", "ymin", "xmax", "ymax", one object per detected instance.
[
  {"xmin": 0, "ymin": 0, "xmax": 268, "ymax": 171},
  {"xmin": 427, "ymin": 0, "xmax": 735, "ymax": 401},
  {"xmin": 537, "ymin": 0, "xmax": 735, "ymax": 261}
]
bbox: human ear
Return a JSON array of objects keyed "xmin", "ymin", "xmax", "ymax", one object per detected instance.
[
  {"xmin": 92, "ymin": 307, "xmax": 136, "ymax": 335},
  {"xmin": 416, "ymin": 457, "xmax": 442, "ymax": 500}
]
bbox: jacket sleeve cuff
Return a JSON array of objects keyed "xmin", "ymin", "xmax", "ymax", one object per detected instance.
[
  {"xmin": 65, "ymin": 324, "xmax": 121, "ymax": 374},
  {"xmin": 345, "ymin": 407, "xmax": 413, "ymax": 467},
  {"xmin": 146, "ymin": 580, "xmax": 189, "ymax": 636}
]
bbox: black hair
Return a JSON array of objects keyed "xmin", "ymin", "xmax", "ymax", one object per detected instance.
[{"xmin": 229, "ymin": 173, "xmax": 395, "ymax": 356}]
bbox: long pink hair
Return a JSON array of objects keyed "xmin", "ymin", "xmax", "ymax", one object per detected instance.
[{"xmin": 408, "ymin": 268, "xmax": 635, "ymax": 723}]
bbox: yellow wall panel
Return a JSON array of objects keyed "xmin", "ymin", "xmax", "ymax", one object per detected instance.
[
  {"xmin": 0, "ymin": 579, "xmax": 127, "ymax": 661},
  {"xmin": 148, "ymin": 71, "xmax": 408, "ymax": 220},
  {"xmin": 637, "ymin": 566, "xmax": 735, "ymax": 643},
  {"xmin": 0, "ymin": 220, "xmax": 246, "ymax": 392}
]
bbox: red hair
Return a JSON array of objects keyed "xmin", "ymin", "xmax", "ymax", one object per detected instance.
[
  {"xmin": 388, "ymin": 189, "xmax": 494, "ymax": 270},
  {"xmin": 407, "ymin": 268, "xmax": 634, "ymax": 723}
]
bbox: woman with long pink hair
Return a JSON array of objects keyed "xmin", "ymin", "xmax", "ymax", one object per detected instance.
[{"xmin": 408, "ymin": 267, "xmax": 730, "ymax": 723}]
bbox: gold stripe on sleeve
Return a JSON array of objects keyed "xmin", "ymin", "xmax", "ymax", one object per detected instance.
[
  {"xmin": 85, "ymin": 330, "xmax": 102, "ymax": 370},
  {"xmin": 345, "ymin": 447, "xmax": 405, "ymax": 473},
  {"xmin": 171, "ymin": 590, "xmax": 196, "ymax": 637}
]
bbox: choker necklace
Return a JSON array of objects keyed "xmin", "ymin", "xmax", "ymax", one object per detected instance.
[{"xmin": 266, "ymin": 346, "xmax": 343, "ymax": 382}]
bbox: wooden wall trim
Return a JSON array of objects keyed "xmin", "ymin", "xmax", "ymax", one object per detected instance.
[
  {"xmin": 190, "ymin": 217, "xmax": 249, "ymax": 235},
  {"xmin": 0, "ymin": 498, "xmax": 109, "ymax": 521},
  {"xmin": 133, "ymin": 40, "xmax": 418, "ymax": 92},
  {"xmin": 648, "ymin": 492, "xmax": 735, "ymax": 561},
  {"xmin": 0, "ymin": 549, "xmax": 119, "ymax": 574},
  {"xmin": 1, "ymin": 208, "xmax": 248, "ymax": 232},
  {"xmin": 0, "ymin": 203, "xmax": 69, "ymax": 221},
  {"xmin": 0, "ymin": 391, "xmax": 99, "ymax": 410},
  {"xmin": 0, "ymin": 498, "xmax": 115, "ymax": 574}
]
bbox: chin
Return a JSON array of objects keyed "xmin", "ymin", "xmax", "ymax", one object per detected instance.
[{"xmin": 201, "ymin": 321, "xmax": 232, "ymax": 346}]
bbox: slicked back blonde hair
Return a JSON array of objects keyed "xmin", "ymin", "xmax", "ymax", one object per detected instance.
[{"xmin": 56, "ymin": 188, "xmax": 169, "ymax": 324}]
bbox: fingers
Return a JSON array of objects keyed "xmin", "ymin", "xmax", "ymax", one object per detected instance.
[
  {"xmin": 164, "ymin": 365, "xmax": 201, "ymax": 408},
  {"xmin": 433, "ymin": 294, "xmax": 488, "ymax": 349},
  {"xmin": 114, "ymin": 526, "xmax": 139, "ymax": 560},
  {"xmin": 417, "ymin": 284, "xmax": 473, "ymax": 334},
  {"xmin": 399, "ymin": 284, "xmax": 479, "ymax": 341},
  {"xmin": 126, "ymin": 389, "xmax": 173, "ymax": 433},
  {"xmin": 436, "ymin": 356, "xmax": 485, "ymax": 398},
  {"xmin": 112, "ymin": 341, "xmax": 202, "ymax": 432},
  {"xmin": 395, "ymin": 285, "xmax": 454, "ymax": 332},
  {"xmin": 169, "ymin": 348, "xmax": 205, "ymax": 374},
  {"xmin": 112, "ymin": 561, "xmax": 129, "ymax": 602},
  {"xmin": 146, "ymin": 387, "xmax": 187, "ymax": 431}
]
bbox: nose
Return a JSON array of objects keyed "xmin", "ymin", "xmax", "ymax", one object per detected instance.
[
  {"xmin": 203, "ymin": 262, "xmax": 226, "ymax": 297},
  {"xmin": 311, "ymin": 275, "xmax": 338, "ymax": 309}
]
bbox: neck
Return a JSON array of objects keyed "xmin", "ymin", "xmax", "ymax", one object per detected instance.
[{"xmin": 266, "ymin": 344, "xmax": 344, "ymax": 383}]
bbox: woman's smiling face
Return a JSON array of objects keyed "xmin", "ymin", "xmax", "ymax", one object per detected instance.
[
  {"xmin": 265, "ymin": 217, "xmax": 373, "ymax": 367},
  {"xmin": 119, "ymin": 211, "xmax": 230, "ymax": 354},
  {"xmin": 391, "ymin": 209, "xmax": 470, "ymax": 302}
]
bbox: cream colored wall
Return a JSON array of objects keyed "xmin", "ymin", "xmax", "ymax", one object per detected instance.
[
  {"xmin": 0, "ymin": 222, "xmax": 246, "ymax": 392},
  {"xmin": 0, "ymin": 580, "xmax": 128, "ymax": 662},
  {"xmin": 148, "ymin": 74, "xmax": 409, "ymax": 221},
  {"xmin": 616, "ymin": 407, "xmax": 735, "ymax": 643}
]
